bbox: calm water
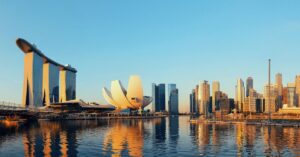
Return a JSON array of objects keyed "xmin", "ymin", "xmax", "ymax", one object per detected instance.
[{"xmin": 0, "ymin": 116, "xmax": 300, "ymax": 157}]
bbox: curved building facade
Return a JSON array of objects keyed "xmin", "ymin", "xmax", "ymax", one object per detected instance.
[
  {"xmin": 17, "ymin": 38, "xmax": 77, "ymax": 108},
  {"xmin": 102, "ymin": 75, "xmax": 152, "ymax": 110}
]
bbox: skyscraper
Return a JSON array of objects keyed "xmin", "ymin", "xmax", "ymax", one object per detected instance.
[
  {"xmin": 264, "ymin": 84, "xmax": 276, "ymax": 113},
  {"xmin": 243, "ymin": 89, "xmax": 258, "ymax": 113},
  {"xmin": 152, "ymin": 83, "xmax": 166, "ymax": 112},
  {"xmin": 275, "ymin": 73, "xmax": 283, "ymax": 96},
  {"xmin": 287, "ymin": 83, "xmax": 296, "ymax": 107},
  {"xmin": 17, "ymin": 38, "xmax": 77, "ymax": 108},
  {"xmin": 168, "ymin": 84, "xmax": 179, "ymax": 114},
  {"xmin": 295, "ymin": 75, "xmax": 300, "ymax": 107},
  {"xmin": 246, "ymin": 77, "xmax": 253, "ymax": 97},
  {"xmin": 189, "ymin": 90, "xmax": 196, "ymax": 114},
  {"xmin": 274, "ymin": 73, "xmax": 283, "ymax": 109},
  {"xmin": 198, "ymin": 81, "xmax": 210, "ymax": 116},
  {"xmin": 235, "ymin": 79, "xmax": 245, "ymax": 112},
  {"xmin": 194, "ymin": 85, "xmax": 199, "ymax": 113},
  {"xmin": 214, "ymin": 91, "xmax": 229, "ymax": 114},
  {"xmin": 212, "ymin": 81, "xmax": 220, "ymax": 113}
]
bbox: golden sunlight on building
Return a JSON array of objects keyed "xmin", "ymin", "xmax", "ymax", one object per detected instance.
[{"xmin": 102, "ymin": 120, "xmax": 144, "ymax": 157}]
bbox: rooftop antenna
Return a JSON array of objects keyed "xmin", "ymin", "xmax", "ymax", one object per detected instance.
[{"xmin": 268, "ymin": 59, "xmax": 271, "ymax": 123}]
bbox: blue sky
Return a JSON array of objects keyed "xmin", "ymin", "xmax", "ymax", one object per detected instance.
[{"xmin": 1, "ymin": 1, "xmax": 300, "ymax": 112}]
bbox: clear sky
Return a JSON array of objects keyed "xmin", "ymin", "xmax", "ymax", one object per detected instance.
[{"xmin": 1, "ymin": 1, "xmax": 300, "ymax": 112}]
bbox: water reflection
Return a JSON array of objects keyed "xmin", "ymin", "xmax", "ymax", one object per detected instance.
[
  {"xmin": 189, "ymin": 122, "xmax": 300, "ymax": 156},
  {"xmin": 22, "ymin": 121, "xmax": 79, "ymax": 157},
  {"xmin": 0, "ymin": 117, "xmax": 300, "ymax": 156},
  {"xmin": 102, "ymin": 120, "xmax": 144, "ymax": 157}
]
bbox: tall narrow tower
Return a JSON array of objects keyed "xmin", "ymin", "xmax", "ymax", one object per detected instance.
[
  {"xmin": 246, "ymin": 77, "xmax": 253, "ymax": 97},
  {"xmin": 212, "ymin": 81, "xmax": 220, "ymax": 113},
  {"xmin": 236, "ymin": 79, "xmax": 245, "ymax": 112}
]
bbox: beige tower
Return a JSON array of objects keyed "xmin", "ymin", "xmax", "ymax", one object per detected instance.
[
  {"xmin": 42, "ymin": 63, "xmax": 59, "ymax": 106},
  {"xmin": 198, "ymin": 81, "xmax": 210, "ymax": 116},
  {"xmin": 59, "ymin": 68, "xmax": 76, "ymax": 102},
  {"xmin": 22, "ymin": 52, "xmax": 44, "ymax": 107},
  {"xmin": 236, "ymin": 79, "xmax": 245, "ymax": 112},
  {"xmin": 243, "ymin": 89, "xmax": 258, "ymax": 113},
  {"xmin": 295, "ymin": 75, "xmax": 300, "ymax": 107},
  {"xmin": 275, "ymin": 73, "xmax": 283, "ymax": 96},
  {"xmin": 264, "ymin": 84, "xmax": 276, "ymax": 113},
  {"xmin": 17, "ymin": 38, "xmax": 77, "ymax": 107},
  {"xmin": 212, "ymin": 81, "xmax": 220, "ymax": 113}
]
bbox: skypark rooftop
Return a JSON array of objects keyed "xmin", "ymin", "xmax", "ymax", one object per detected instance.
[{"xmin": 16, "ymin": 38, "xmax": 77, "ymax": 73}]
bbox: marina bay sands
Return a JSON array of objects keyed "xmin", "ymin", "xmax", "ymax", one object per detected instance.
[{"xmin": 16, "ymin": 38, "xmax": 77, "ymax": 108}]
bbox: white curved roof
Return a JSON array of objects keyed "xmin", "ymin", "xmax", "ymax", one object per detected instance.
[
  {"xmin": 102, "ymin": 87, "xmax": 119, "ymax": 108},
  {"xmin": 102, "ymin": 75, "xmax": 152, "ymax": 110},
  {"xmin": 110, "ymin": 80, "xmax": 134, "ymax": 109},
  {"xmin": 126, "ymin": 75, "xmax": 143, "ymax": 109}
]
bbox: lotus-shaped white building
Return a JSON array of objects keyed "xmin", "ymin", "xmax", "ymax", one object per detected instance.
[{"xmin": 102, "ymin": 75, "xmax": 152, "ymax": 110}]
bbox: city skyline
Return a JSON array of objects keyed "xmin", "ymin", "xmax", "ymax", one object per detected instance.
[{"xmin": 1, "ymin": 1, "xmax": 300, "ymax": 113}]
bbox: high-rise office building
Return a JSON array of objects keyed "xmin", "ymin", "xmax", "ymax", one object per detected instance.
[
  {"xmin": 282, "ymin": 87, "xmax": 288, "ymax": 105},
  {"xmin": 246, "ymin": 77, "xmax": 253, "ymax": 97},
  {"xmin": 152, "ymin": 83, "xmax": 166, "ymax": 112},
  {"xmin": 190, "ymin": 90, "xmax": 196, "ymax": 114},
  {"xmin": 243, "ymin": 89, "xmax": 258, "ymax": 113},
  {"xmin": 212, "ymin": 81, "xmax": 220, "ymax": 113},
  {"xmin": 274, "ymin": 73, "xmax": 283, "ymax": 109},
  {"xmin": 264, "ymin": 84, "xmax": 276, "ymax": 113},
  {"xmin": 215, "ymin": 91, "xmax": 229, "ymax": 114},
  {"xmin": 194, "ymin": 85, "xmax": 199, "ymax": 113},
  {"xmin": 198, "ymin": 81, "xmax": 210, "ymax": 116},
  {"xmin": 287, "ymin": 83, "xmax": 296, "ymax": 107},
  {"xmin": 235, "ymin": 79, "xmax": 245, "ymax": 112},
  {"xmin": 256, "ymin": 93, "xmax": 264, "ymax": 113},
  {"xmin": 295, "ymin": 75, "xmax": 300, "ymax": 107},
  {"xmin": 275, "ymin": 73, "xmax": 283, "ymax": 96},
  {"xmin": 168, "ymin": 84, "xmax": 179, "ymax": 114}
]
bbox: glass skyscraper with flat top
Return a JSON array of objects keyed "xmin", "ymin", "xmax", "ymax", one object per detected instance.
[
  {"xmin": 168, "ymin": 84, "xmax": 178, "ymax": 114},
  {"xmin": 152, "ymin": 83, "xmax": 166, "ymax": 112}
]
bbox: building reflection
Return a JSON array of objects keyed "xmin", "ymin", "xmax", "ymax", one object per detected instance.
[
  {"xmin": 169, "ymin": 116, "xmax": 179, "ymax": 154},
  {"xmin": 169, "ymin": 116, "xmax": 179, "ymax": 144},
  {"xmin": 102, "ymin": 119, "xmax": 144, "ymax": 157},
  {"xmin": 22, "ymin": 121, "xmax": 78, "ymax": 157},
  {"xmin": 2, "ymin": 119, "xmax": 300, "ymax": 156},
  {"xmin": 151, "ymin": 118, "xmax": 167, "ymax": 155},
  {"xmin": 235, "ymin": 123, "xmax": 245, "ymax": 156},
  {"xmin": 189, "ymin": 123, "xmax": 210, "ymax": 155}
]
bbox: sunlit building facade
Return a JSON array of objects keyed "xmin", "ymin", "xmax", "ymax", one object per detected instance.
[
  {"xmin": 243, "ymin": 89, "xmax": 258, "ymax": 113},
  {"xmin": 198, "ymin": 81, "xmax": 210, "ymax": 116},
  {"xmin": 59, "ymin": 68, "xmax": 76, "ymax": 102},
  {"xmin": 42, "ymin": 63, "xmax": 59, "ymax": 106},
  {"xmin": 17, "ymin": 38, "xmax": 77, "ymax": 108},
  {"xmin": 102, "ymin": 75, "xmax": 152, "ymax": 110},
  {"xmin": 287, "ymin": 83, "xmax": 296, "ymax": 107},
  {"xmin": 235, "ymin": 78, "xmax": 245, "ymax": 112},
  {"xmin": 295, "ymin": 75, "xmax": 300, "ymax": 107},
  {"xmin": 212, "ymin": 81, "xmax": 220, "ymax": 113},
  {"xmin": 264, "ymin": 84, "xmax": 276, "ymax": 113}
]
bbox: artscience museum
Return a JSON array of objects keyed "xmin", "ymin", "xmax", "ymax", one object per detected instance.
[{"xmin": 102, "ymin": 75, "xmax": 152, "ymax": 110}]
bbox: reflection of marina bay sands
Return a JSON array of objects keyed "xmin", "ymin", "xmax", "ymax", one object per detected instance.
[{"xmin": 16, "ymin": 38, "xmax": 77, "ymax": 107}]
